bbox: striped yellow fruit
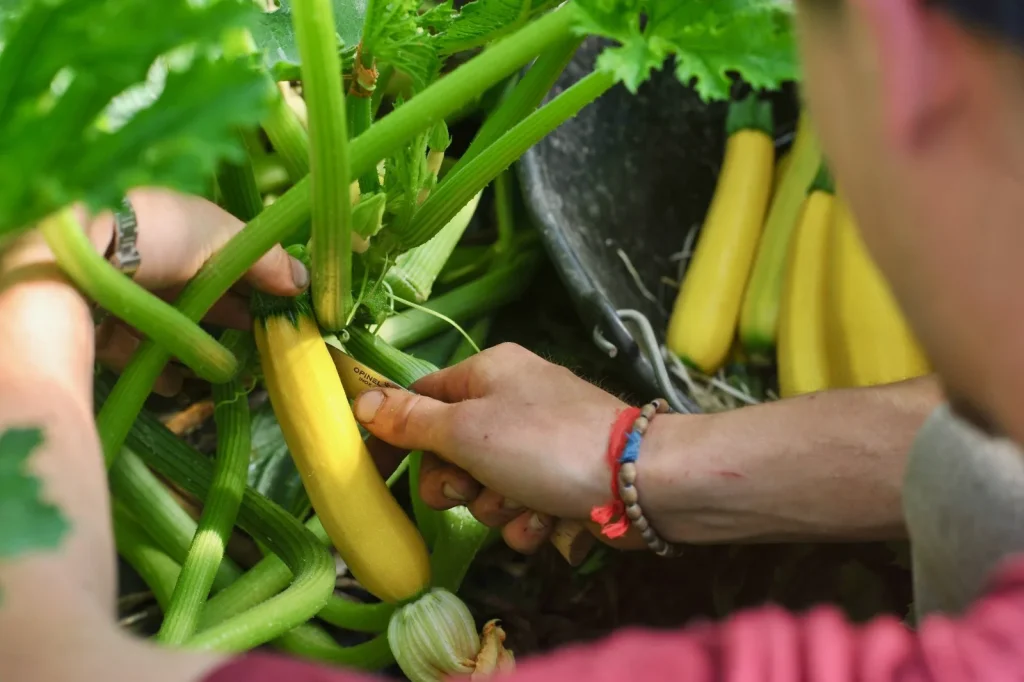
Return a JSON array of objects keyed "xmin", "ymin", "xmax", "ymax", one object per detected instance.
[{"xmin": 666, "ymin": 95, "xmax": 775, "ymax": 375}]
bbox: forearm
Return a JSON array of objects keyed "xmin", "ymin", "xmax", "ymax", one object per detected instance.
[
  {"xmin": 642, "ymin": 376, "xmax": 943, "ymax": 543},
  {"xmin": 0, "ymin": 263, "xmax": 225, "ymax": 682}
]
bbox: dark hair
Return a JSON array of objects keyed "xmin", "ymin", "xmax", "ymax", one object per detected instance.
[
  {"xmin": 936, "ymin": 0, "xmax": 1024, "ymax": 48},
  {"xmin": 808, "ymin": 0, "xmax": 1024, "ymax": 48}
]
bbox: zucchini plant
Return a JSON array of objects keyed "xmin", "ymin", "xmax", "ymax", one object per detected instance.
[{"xmin": 0, "ymin": 0, "xmax": 799, "ymax": 679}]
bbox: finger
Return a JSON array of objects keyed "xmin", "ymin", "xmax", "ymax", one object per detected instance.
[
  {"xmin": 95, "ymin": 321, "xmax": 184, "ymax": 397},
  {"xmin": 125, "ymin": 189, "xmax": 308, "ymax": 296},
  {"xmin": 409, "ymin": 355, "xmax": 498, "ymax": 403},
  {"xmin": 418, "ymin": 452, "xmax": 481, "ymax": 510},
  {"xmin": 353, "ymin": 387, "xmax": 453, "ymax": 453},
  {"xmin": 410, "ymin": 342, "xmax": 536, "ymax": 402},
  {"xmin": 466, "ymin": 487, "xmax": 526, "ymax": 528},
  {"xmin": 501, "ymin": 510, "xmax": 554, "ymax": 555}
]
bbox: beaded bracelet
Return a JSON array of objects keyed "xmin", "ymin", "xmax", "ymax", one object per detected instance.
[{"xmin": 590, "ymin": 398, "xmax": 683, "ymax": 558}]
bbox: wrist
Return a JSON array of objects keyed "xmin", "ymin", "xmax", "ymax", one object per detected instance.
[{"xmin": 632, "ymin": 412, "xmax": 717, "ymax": 544}]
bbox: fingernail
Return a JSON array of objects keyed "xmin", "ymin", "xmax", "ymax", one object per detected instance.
[
  {"xmin": 502, "ymin": 498, "xmax": 524, "ymax": 511},
  {"xmin": 290, "ymin": 257, "xmax": 310, "ymax": 289},
  {"xmin": 354, "ymin": 390, "xmax": 384, "ymax": 423},
  {"xmin": 527, "ymin": 513, "xmax": 547, "ymax": 532},
  {"xmin": 442, "ymin": 482, "xmax": 467, "ymax": 502}
]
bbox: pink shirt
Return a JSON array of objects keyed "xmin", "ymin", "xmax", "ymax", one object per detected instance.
[{"xmin": 204, "ymin": 553, "xmax": 1024, "ymax": 682}]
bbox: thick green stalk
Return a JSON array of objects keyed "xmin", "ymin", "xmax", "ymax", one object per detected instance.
[
  {"xmin": 109, "ymin": 448, "xmax": 242, "ymax": 592},
  {"xmin": 454, "ymin": 35, "xmax": 583, "ymax": 173},
  {"xmin": 157, "ymin": 333, "xmax": 254, "ymax": 645},
  {"xmin": 112, "ymin": 504, "xmax": 182, "ymax": 610},
  {"xmin": 384, "ymin": 192, "xmax": 482, "ymax": 302},
  {"xmin": 378, "ymin": 249, "xmax": 541, "ymax": 349},
  {"xmin": 96, "ymin": 379, "xmax": 336, "ymax": 653},
  {"xmin": 96, "ymin": 4, "xmax": 576, "ymax": 465},
  {"xmin": 344, "ymin": 327, "xmax": 439, "ymax": 387},
  {"xmin": 493, "ymin": 169, "xmax": 516, "ymax": 263},
  {"xmin": 407, "ymin": 452, "xmax": 440, "ymax": 549},
  {"xmin": 38, "ymin": 209, "xmax": 236, "ymax": 382},
  {"xmin": 369, "ymin": 65, "xmax": 393, "ymax": 118},
  {"xmin": 347, "ymin": 94, "xmax": 381, "ymax": 193},
  {"xmin": 262, "ymin": 91, "xmax": 311, "ymax": 182},
  {"xmin": 275, "ymin": 629, "xmax": 393, "ymax": 670},
  {"xmin": 293, "ymin": 0, "xmax": 353, "ymax": 329},
  {"xmin": 200, "ymin": 465, "xmax": 409, "ymax": 635},
  {"xmin": 216, "ymin": 137, "xmax": 265, "ymax": 222},
  {"xmin": 398, "ymin": 70, "xmax": 615, "ymax": 251},
  {"xmin": 430, "ymin": 507, "xmax": 493, "ymax": 592}
]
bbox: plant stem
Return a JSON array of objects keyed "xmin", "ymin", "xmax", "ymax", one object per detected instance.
[
  {"xmin": 347, "ymin": 94, "xmax": 380, "ymax": 193},
  {"xmin": 262, "ymin": 89, "xmax": 311, "ymax": 181},
  {"xmin": 217, "ymin": 136, "xmax": 265, "ymax": 221},
  {"xmin": 370, "ymin": 65, "xmax": 394, "ymax": 118},
  {"xmin": 200, "ymin": 453, "xmax": 410, "ymax": 635},
  {"xmin": 157, "ymin": 332, "xmax": 254, "ymax": 646},
  {"xmin": 109, "ymin": 447, "xmax": 242, "ymax": 592},
  {"xmin": 38, "ymin": 208, "xmax": 237, "ymax": 382},
  {"xmin": 493, "ymin": 169, "xmax": 516, "ymax": 263},
  {"xmin": 275, "ymin": 629, "xmax": 393, "ymax": 669},
  {"xmin": 454, "ymin": 34, "xmax": 583, "ymax": 173},
  {"xmin": 112, "ymin": 503, "xmax": 182, "ymax": 610},
  {"xmin": 293, "ymin": 0, "xmax": 353, "ymax": 329},
  {"xmin": 96, "ymin": 3, "xmax": 577, "ymax": 465},
  {"xmin": 377, "ymin": 249, "xmax": 540, "ymax": 349},
  {"xmin": 397, "ymin": 70, "xmax": 615, "ymax": 251},
  {"xmin": 430, "ymin": 507, "xmax": 494, "ymax": 592}
]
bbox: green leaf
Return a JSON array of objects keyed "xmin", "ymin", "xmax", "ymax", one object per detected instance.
[
  {"xmin": 250, "ymin": 0, "xmax": 366, "ymax": 81},
  {"xmin": 361, "ymin": 0, "xmax": 440, "ymax": 92},
  {"xmin": 0, "ymin": 0, "xmax": 275, "ymax": 235},
  {"xmin": 0, "ymin": 428, "xmax": 69, "ymax": 560},
  {"xmin": 573, "ymin": 0, "xmax": 798, "ymax": 99},
  {"xmin": 434, "ymin": 0, "xmax": 561, "ymax": 55},
  {"xmin": 248, "ymin": 402, "xmax": 310, "ymax": 519}
]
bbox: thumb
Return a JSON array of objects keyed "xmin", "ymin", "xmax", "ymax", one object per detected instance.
[{"xmin": 353, "ymin": 387, "xmax": 453, "ymax": 453}]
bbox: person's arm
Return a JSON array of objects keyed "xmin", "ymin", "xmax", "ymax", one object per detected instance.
[
  {"xmin": 352, "ymin": 344, "xmax": 941, "ymax": 552},
  {"xmin": 0, "ymin": 189, "xmax": 307, "ymax": 682},
  {"xmin": 640, "ymin": 375, "xmax": 942, "ymax": 544}
]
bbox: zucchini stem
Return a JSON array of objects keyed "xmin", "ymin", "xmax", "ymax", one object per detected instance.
[
  {"xmin": 38, "ymin": 208, "xmax": 238, "ymax": 383},
  {"xmin": 112, "ymin": 503, "xmax": 182, "ymax": 611},
  {"xmin": 156, "ymin": 332, "xmax": 254, "ymax": 645},
  {"xmin": 262, "ymin": 87, "xmax": 312, "ymax": 182},
  {"xmin": 217, "ymin": 136, "xmax": 265, "ymax": 222},
  {"xmin": 391, "ymin": 69, "xmax": 615, "ymax": 253},
  {"xmin": 291, "ymin": 0, "xmax": 353, "ymax": 329}
]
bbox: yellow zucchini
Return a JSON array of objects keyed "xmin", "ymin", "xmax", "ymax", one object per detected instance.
[
  {"xmin": 826, "ymin": 196, "xmax": 931, "ymax": 388},
  {"xmin": 666, "ymin": 95, "xmax": 775, "ymax": 375},
  {"xmin": 739, "ymin": 109, "xmax": 822, "ymax": 362},
  {"xmin": 777, "ymin": 164, "xmax": 835, "ymax": 398},
  {"xmin": 253, "ymin": 295, "xmax": 431, "ymax": 603}
]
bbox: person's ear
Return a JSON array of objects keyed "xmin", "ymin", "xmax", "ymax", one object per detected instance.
[{"xmin": 849, "ymin": 0, "xmax": 965, "ymax": 150}]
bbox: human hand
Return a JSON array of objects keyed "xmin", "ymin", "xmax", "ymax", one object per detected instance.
[
  {"xmin": 353, "ymin": 343, "xmax": 648, "ymax": 554},
  {"xmin": 0, "ymin": 188, "xmax": 309, "ymax": 395}
]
